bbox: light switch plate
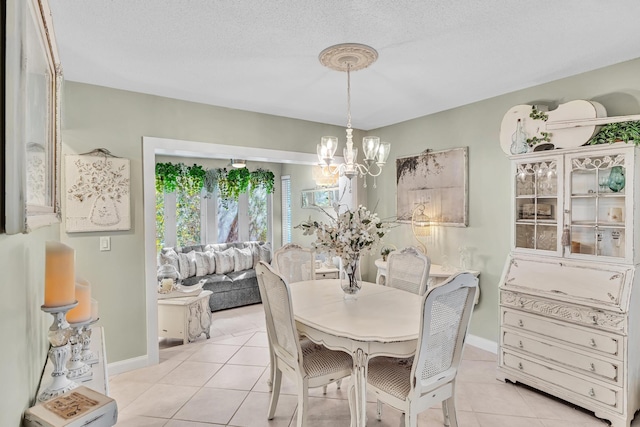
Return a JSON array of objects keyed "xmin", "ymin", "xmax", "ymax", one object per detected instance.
[{"xmin": 100, "ymin": 236, "xmax": 111, "ymax": 251}]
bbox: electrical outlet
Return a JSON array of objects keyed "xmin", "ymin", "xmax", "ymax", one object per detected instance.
[{"xmin": 100, "ymin": 236, "xmax": 111, "ymax": 251}]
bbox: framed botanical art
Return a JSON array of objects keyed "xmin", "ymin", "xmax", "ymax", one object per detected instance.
[
  {"xmin": 396, "ymin": 147, "xmax": 468, "ymax": 227},
  {"xmin": 65, "ymin": 150, "xmax": 131, "ymax": 233},
  {"xmin": 5, "ymin": 0, "xmax": 62, "ymax": 234}
]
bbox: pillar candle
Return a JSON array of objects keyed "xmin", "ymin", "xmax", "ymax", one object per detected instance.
[
  {"xmin": 44, "ymin": 242, "xmax": 76, "ymax": 307},
  {"xmin": 67, "ymin": 278, "xmax": 91, "ymax": 323},
  {"xmin": 91, "ymin": 298, "xmax": 99, "ymax": 321}
]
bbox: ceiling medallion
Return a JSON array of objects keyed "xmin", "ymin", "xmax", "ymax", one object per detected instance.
[{"xmin": 318, "ymin": 43, "xmax": 378, "ymax": 72}]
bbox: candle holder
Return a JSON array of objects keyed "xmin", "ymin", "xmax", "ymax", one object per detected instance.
[
  {"xmin": 38, "ymin": 303, "xmax": 79, "ymax": 402},
  {"xmin": 81, "ymin": 318, "xmax": 99, "ymax": 365},
  {"xmin": 67, "ymin": 319, "xmax": 93, "ymax": 380}
]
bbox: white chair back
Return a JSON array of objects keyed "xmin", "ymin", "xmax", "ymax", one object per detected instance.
[
  {"xmin": 387, "ymin": 246, "xmax": 431, "ymax": 295},
  {"xmin": 256, "ymin": 261, "xmax": 303, "ymax": 371},
  {"xmin": 272, "ymin": 243, "xmax": 316, "ymax": 283},
  {"xmin": 411, "ymin": 271, "xmax": 478, "ymax": 392}
]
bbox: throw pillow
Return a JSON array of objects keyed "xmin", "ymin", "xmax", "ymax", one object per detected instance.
[
  {"xmin": 215, "ymin": 248, "xmax": 236, "ymax": 275},
  {"xmin": 178, "ymin": 252, "xmax": 197, "ymax": 278},
  {"xmin": 158, "ymin": 248, "xmax": 180, "ymax": 272},
  {"xmin": 204, "ymin": 251, "xmax": 216, "ymax": 274},
  {"xmin": 233, "ymin": 247, "xmax": 254, "ymax": 272},
  {"xmin": 193, "ymin": 252, "xmax": 209, "ymax": 277},
  {"xmin": 259, "ymin": 242, "xmax": 272, "ymax": 264}
]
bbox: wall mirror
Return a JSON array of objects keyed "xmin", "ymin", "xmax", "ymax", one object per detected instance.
[
  {"xmin": 5, "ymin": 0, "xmax": 62, "ymax": 233},
  {"xmin": 301, "ymin": 187, "xmax": 339, "ymax": 209}
]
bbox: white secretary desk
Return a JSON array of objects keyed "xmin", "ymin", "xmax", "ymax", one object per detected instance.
[{"xmin": 497, "ymin": 142, "xmax": 640, "ymax": 427}]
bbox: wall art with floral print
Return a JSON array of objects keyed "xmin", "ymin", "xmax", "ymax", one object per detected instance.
[{"xmin": 65, "ymin": 153, "xmax": 131, "ymax": 232}]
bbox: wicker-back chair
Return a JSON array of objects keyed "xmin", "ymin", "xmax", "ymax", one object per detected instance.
[
  {"xmin": 272, "ymin": 243, "xmax": 316, "ymax": 283},
  {"xmin": 386, "ymin": 246, "xmax": 431, "ymax": 295},
  {"xmin": 255, "ymin": 261, "xmax": 352, "ymax": 427},
  {"xmin": 367, "ymin": 271, "xmax": 478, "ymax": 427}
]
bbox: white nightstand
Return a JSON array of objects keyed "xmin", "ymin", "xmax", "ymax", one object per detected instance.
[
  {"xmin": 315, "ymin": 266, "xmax": 340, "ymax": 279},
  {"xmin": 157, "ymin": 290, "xmax": 213, "ymax": 344}
]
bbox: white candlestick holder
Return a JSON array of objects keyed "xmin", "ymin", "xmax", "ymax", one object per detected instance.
[
  {"xmin": 81, "ymin": 318, "xmax": 99, "ymax": 365},
  {"xmin": 67, "ymin": 319, "xmax": 93, "ymax": 380},
  {"xmin": 38, "ymin": 303, "xmax": 79, "ymax": 402}
]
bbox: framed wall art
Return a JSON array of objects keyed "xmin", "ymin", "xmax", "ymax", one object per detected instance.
[
  {"xmin": 65, "ymin": 150, "xmax": 131, "ymax": 233},
  {"xmin": 5, "ymin": 0, "xmax": 62, "ymax": 234},
  {"xmin": 396, "ymin": 147, "xmax": 468, "ymax": 227}
]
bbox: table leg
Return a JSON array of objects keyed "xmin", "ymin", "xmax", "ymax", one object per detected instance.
[{"xmin": 348, "ymin": 347, "xmax": 368, "ymax": 427}]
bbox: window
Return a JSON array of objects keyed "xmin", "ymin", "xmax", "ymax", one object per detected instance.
[
  {"xmin": 157, "ymin": 183, "xmax": 272, "ymax": 249},
  {"xmin": 281, "ymin": 175, "xmax": 291, "ymax": 245}
]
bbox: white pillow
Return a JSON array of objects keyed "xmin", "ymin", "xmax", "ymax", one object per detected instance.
[
  {"xmin": 194, "ymin": 252, "xmax": 209, "ymax": 277},
  {"xmin": 233, "ymin": 247, "xmax": 254, "ymax": 272},
  {"xmin": 178, "ymin": 252, "xmax": 196, "ymax": 278},
  {"xmin": 204, "ymin": 251, "xmax": 216, "ymax": 274},
  {"xmin": 159, "ymin": 248, "xmax": 180, "ymax": 272},
  {"xmin": 215, "ymin": 248, "xmax": 235, "ymax": 275},
  {"xmin": 259, "ymin": 242, "xmax": 272, "ymax": 264}
]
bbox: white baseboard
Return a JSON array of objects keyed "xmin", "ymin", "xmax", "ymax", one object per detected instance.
[
  {"xmin": 107, "ymin": 355, "xmax": 150, "ymax": 376},
  {"xmin": 466, "ymin": 334, "xmax": 498, "ymax": 354}
]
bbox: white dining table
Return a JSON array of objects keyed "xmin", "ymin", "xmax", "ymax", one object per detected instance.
[{"xmin": 289, "ymin": 279, "xmax": 422, "ymax": 427}]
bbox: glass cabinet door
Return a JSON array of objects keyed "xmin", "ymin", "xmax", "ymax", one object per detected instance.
[
  {"xmin": 514, "ymin": 158, "xmax": 560, "ymax": 253},
  {"xmin": 567, "ymin": 152, "xmax": 627, "ymax": 260}
]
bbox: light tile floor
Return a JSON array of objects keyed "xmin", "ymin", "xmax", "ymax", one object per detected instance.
[{"xmin": 110, "ymin": 304, "xmax": 614, "ymax": 426}]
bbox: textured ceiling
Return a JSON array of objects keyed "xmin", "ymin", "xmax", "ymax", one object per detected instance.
[{"xmin": 49, "ymin": 0, "xmax": 640, "ymax": 130}]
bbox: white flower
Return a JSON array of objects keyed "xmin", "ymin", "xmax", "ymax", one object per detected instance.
[{"xmin": 295, "ymin": 205, "xmax": 390, "ymax": 266}]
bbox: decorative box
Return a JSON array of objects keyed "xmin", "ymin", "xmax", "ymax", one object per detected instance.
[{"xmin": 24, "ymin": 386, "xmax": 117, "ymax": 427}]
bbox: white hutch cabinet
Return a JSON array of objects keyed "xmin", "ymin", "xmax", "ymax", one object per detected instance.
[{"xmin": 497, "ymin": 142, "xmax": 640, "ymax": 427}]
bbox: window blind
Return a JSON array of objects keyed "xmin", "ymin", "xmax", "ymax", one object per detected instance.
[{"xmin": 281, "ymin": 175, "xmax": 292, "ymax": 245}]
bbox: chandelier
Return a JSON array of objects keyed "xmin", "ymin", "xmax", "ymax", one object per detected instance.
[{"xmin": 316, "ymin": 44, "xmax": 391, "ymax": 187}]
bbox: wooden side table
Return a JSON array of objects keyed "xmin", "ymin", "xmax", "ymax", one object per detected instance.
[{"xmin": 157, "ymin": 290, "xmax": 212, "ymax": 344}]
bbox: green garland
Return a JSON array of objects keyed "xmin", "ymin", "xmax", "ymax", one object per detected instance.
[
  {"xmin": 587, "ymin": 121, "xmax": 640, "ymax": 145},
  {"xmin": 156, "ymin": 162, "xmax": 275, "ymax": 202}
]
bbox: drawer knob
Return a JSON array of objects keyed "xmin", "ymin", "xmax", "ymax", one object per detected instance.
[
  {"xmin": 519, "ymin": 300, "xmax": 525, "ymax": 307},
  {"xmin": 518, "ymin": 362, "xmax": 523, "ymax": 370},
  {"xmin": 518, "ymin": 341, "xmax": 524, "ymax": 348},
  {"xmin": 590, "ymin": 363, "xmax": 596, "ymax": 372},
  {"xmin": 518, "ymin": 319, "xmax": 524, "ymax": 327},
  {"xmin": 591, "ymin": 315, "xmax": 598, "ymax": 324},
  {"xmin": 589, "ymin": 388, "xmax": 596, "ymax": 397},
  {"xmin": 590, "ymin": 338, "xmax": 597, "ymax": 347}
]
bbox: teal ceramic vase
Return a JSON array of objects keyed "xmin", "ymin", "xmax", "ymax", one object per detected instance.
[{"xmin": 607, "ymin": 166, "xmax": 625, "ymax": 192}]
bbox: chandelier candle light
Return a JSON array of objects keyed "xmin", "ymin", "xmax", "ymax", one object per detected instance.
[{"xmin": 317, "ymin": 44, "xmax": 391, "ymax": 188}]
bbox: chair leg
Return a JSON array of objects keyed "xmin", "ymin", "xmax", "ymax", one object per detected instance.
[
  {"xmin": 376, "ymin": 399, "xmax": 383, "ymax": 420},
  {"xmin": 295, "ymin": 379, "xmax": 309, "ymax": 427},
  {"xmin": 268, "ymin": 368, "xmax": 282, "ymax": 420},
  {"xmin": 405, "ymin": 411, "xmax": 417, "ymax": 427},
  {"xmin": 443, "ymin": 397, "xmax": 458, "ymax": 427}
]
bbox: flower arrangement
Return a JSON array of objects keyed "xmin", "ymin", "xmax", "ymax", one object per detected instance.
[{"xmin": 297, "ymin": 204, "xmax": 390, "ymax": 268}]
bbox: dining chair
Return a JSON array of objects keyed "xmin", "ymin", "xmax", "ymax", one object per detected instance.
[
  {"xmin": 255, "ymin": 261, "xmax": 352, "ymax": 427},
  {"xmin": 386, "ymin": 246, "xmax": 431, "ymax": 295},
  {"xmin": 272, "ymin": 243, "xmax": 316, "ymax": 283},
  {"xmin": 366, "ymin": 271, "xmax": 478, "ymax": 427}
]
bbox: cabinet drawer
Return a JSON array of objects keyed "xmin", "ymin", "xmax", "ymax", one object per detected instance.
[
  {"xmin": 316, "ymin": 272, "xmax": 339, "ymax": 279},
  {"xmin": 502, "ymin": 309, "xmax": 621, "ymax": 358},
  {"xmin": 503, "ymin": 351, "xmax": 620, "ymax": 409},
  {"xmin": 503, "ymin": 330, "xmax": 620, "ymax": 385}
]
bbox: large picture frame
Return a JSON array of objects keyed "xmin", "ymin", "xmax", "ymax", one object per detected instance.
[
  {"xmin": 396, "ymin": 147, "xmax": 468, "ymax": 227},
  {"xmin": 5, "ymin": 0, "xmax": 62, "ymax": 234}
]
